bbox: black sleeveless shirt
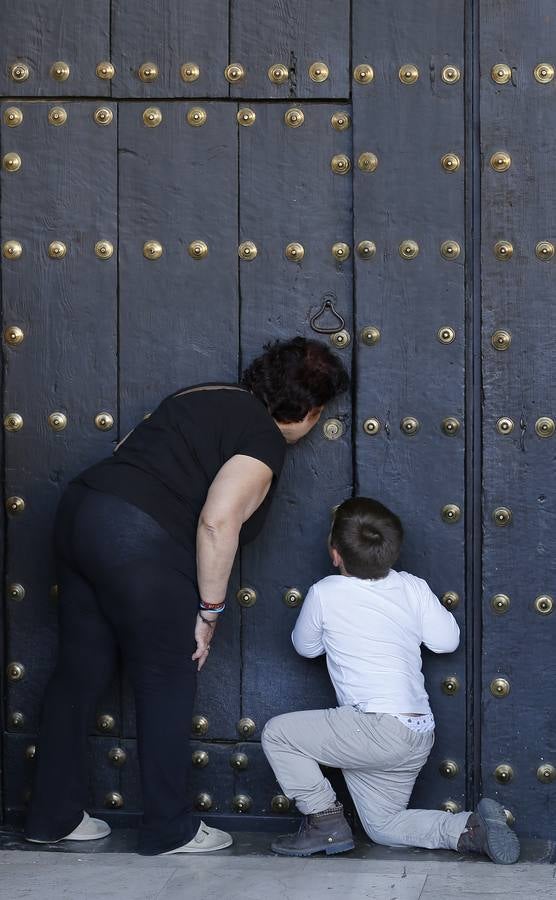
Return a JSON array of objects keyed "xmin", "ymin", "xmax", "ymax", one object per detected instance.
[{"xmin": 76, "ymin": 385, "xmax": 286, "ymax": 549}]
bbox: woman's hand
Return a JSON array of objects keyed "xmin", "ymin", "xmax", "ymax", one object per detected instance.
[{"xmin": 192, "ymin": 613, "xmax": 218, "ymax": 671}]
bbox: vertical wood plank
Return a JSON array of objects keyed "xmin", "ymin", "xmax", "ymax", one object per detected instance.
[{"xmin": 352, "ymin": 0, "xmax": 467, "ymax": 812}]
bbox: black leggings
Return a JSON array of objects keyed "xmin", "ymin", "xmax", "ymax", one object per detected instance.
[{"xmin": 24, "ymin": 483, "xmax": 199, "ymax": 855}]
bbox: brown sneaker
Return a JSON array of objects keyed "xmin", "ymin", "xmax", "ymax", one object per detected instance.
[
  {"xmin": 457, "ymin": 798, "xmax": 520, "ymax": 864},
  {"xmin": 271, "ymin": 802, "xmax": 355, "ymax": 857}
]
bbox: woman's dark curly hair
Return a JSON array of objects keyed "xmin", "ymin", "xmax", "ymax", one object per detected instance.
[{"xmin": 241, "ymin": 337, "xmax": 350, "ymax": 423}]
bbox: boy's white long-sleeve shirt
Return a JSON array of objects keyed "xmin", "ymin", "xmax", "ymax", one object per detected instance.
[{"xmin": 292, "ymin": 571, "xmax": 460, "ymax": 715}]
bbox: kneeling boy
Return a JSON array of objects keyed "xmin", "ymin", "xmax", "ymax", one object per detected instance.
[{"xmin": 262, "ymin": 497, "xmax": 519, "ymax": 864}]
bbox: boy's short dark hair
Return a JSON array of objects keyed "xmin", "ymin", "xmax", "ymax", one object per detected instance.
[{"xmin": 330, "ymin": 497, "xmax": 403, "ymax": 579}]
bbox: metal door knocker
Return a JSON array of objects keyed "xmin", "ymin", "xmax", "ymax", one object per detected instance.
[{"xmin": 309, "ymin": 293, "xmax": 346, "ymax": 334}]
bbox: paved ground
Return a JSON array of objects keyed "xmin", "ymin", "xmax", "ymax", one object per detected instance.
[{"xmin": 0, "ymin": 830, "xmax": 554, "ymax": 899}]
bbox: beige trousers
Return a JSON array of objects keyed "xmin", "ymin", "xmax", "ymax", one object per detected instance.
[{"xmin": 262, "ymin": 705, "xmax": 470, "ymax": 851}]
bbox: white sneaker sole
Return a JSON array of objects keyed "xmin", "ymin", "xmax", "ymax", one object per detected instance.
[
  {"xmin": 26, "ymin": 826, "xmax": 111, "ymax": 843},
  {"xmin": 163, "ymin": 836, "xmax": 233, "ymax": 854}
]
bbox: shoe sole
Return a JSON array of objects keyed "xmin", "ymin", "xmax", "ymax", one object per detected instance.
[
  {"xmin": 477, "ymin": 798, "xmax": 520, "ymax": 865},
  {"xmin": 26, "ymin": 829, "xmax": 111, "ymax": 844},
  {"xmin": 271, "ymin": 839, "xmax": 355, "ymax": 858},
  {"xmin": 163, "ymin": 837, "xmax": 233, "ymax": 854}
]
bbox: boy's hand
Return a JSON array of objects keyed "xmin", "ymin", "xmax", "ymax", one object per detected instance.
[{"xmin": 192, "ymin": 613, "xmax": 218, "ymax": 671}]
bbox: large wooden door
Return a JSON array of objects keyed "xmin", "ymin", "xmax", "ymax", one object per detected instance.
[{"xmin": 1, "ymin": 1, "xmax": 554, "ymax": 841}]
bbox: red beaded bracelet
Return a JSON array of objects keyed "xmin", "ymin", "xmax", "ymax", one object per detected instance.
[{"xmin": 200, "ymin": 600, "xmax": 226, "ymax": 609}]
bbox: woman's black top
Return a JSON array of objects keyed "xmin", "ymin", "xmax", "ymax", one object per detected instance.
[{"xmin": 76, "ymin": 385, "xmax": 286, "ymax": 549}]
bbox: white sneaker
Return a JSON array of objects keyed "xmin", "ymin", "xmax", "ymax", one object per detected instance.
[
  {"xmin": 26, "ymin": 811, "xmax": 111, "ymax": 843},
  {"xmin": 163, "ymin": 821, "xmax": 233, "ymax": 854}
]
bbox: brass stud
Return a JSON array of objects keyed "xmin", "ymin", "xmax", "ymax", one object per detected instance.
[
  {"xmin": 48, "ymin": 106, "xmax": 67, "ymax": 126},
  {"xmin": 441, "ymin": 153, "xmax": 461, "ymax": 173},
  {"xmin": 357, "ymin": 240, "xmax": 376, "ymax": 260},
  {"xmin": 95, "ymin": 412, "xmax": 114, "ymax": 431},
  {"xmin": 285, "ymin": 242, "xmax": 305, "ymax": 261},
  {"xmin": 95, "ymin": 240, "xmax": 114, "ymax": 260},
  {"xmin": 441, "ymin": 591, "xmax": 459, "ymax": 610},
  {"xmin": 534, "ymin": 595, "xmax": 553, "ymax": 615},
  {"xmin": 331, "ymin": 111, "xmax": 351, "ymax": 131},
  {"xmin": 48, "ymin": 241, "xmax": 67, "ymax": 259},
  {"xmin": 496, "ymin": 417, "xmax": 514, "ymax": 435},
  {"xmin": 143, "ymin": 107, "xmax": 162, "ymax": 128},
  {"xmin": 3, "ymin": 152, "xmax": 22, "ymax": 173},
  {"xmin": 50, "ymin": 61, "xmax": 70, "ymax": 82},
  {"xmin": 187, "ymin": 106, "xmax": 207, "ymax": 127},
  {"xmin": 10, "ymin": 711, "xmax": 25, "ymax": 728},
  {"xmin": 8, "ymin": 583, "xmax": 26, "ymax": 601},
  {"xmin": 491, "ymin": 63, "xmax": 512, "ymax": 84},
  {"xmin": 494, "ymin": 764, "xmax": 514, "ymax": 784},
  {"xmin": 138, "ymin": 62, "xmax": 159, "ymax": 82},
  {"xmin": 5, "ymin": 326, "xmax": 25, "ymax": 346},
  {"xmin": 50, "ymin": 584, "xmax": 59, "ymax": 601},
  {"xmin": 437, "ymin": 325, "xmax": 456, "ymax": 344},
  {"xmin": 440, "ymin": 240, "xmax": 461, "ymax": 260},
  {"xmin": 357, "ymin": 152, "xmax": 378, "ymax": 173},
  {"xmin": 491, "ymin": 330, "xmax": 511, "ymax": 351},
  {"xmin": 271, "ymin": 795, "xmax": 290, "ymax": 813},
  {"xmin": 439, "ymin": 760, "xmax": 459, "ymax": 778},
  {"xmin": 180, "ymin": 62, "xmax": 200, "ymax": 83},
  {"xmin": 399, "ymin": 64, "xmax": 419, "ymax": 84},
  {"xmin": 490, "ymin": 151, "xmax": 511, "ymax": 173},
  {"xmin": 143, "ymin": 240, "xmax": 163, "ymax": 260},
  {"xmin": 3, "ymin": 240, "xmax": 22, "ymax": 260},
  {"xmin": 284, "ymin": 108, "xmax": 304, "ymax": 128},
  {"xmin": 535, "ymin": 416, "xmax": 555, "ymax": 437},
  {"xmin": 237, "ymin": 717, "xmax": 256, "ymax": 738},
  {"xmin": 225, "ymin": 63, "xmax": 245, "ymax": 83},
  {"xmin": 188, "ymin": 240, "xmax": 208, "ymax": 260},
  {"xmin": 363, "ymin": 417, "xmax": 381, "ymax": 435},
  {"xmin": 236, "ymin": 587, "xmax": 257, "ymax": 608},
  {"xmin": 401, "ymin": 416, "xmax": 420, "ymax": 436},
  {"xmin": 441, "ymin": 504, "xmax": 461, "ymax": 523},
  {"xmin": 537, "ymin": 763, "xmax": 556, "ymax": 783},
  {"xmin": 330, "ymin": 330, "xmax": 351, "ymax": 349},
  {"xmin": 192, "ymin": 715, "xmax": 209, "ymax": 736},
  {"xmin": 233, "ymin": 794, "xmax": 252, "ymax": 813},
  {"xmin": 331, "ymin": 242, "xmax": 350, "ymax": 261},
  {"xmin": 94, "ymin": 107, "xmax": 113, "ymax": 126},
  {"xmin": 195, "ymin": 792, "xmax": 213, "ymax": 811},
  {"xmin": 105, "ymin": 791, "xmax": 124, "ymax": 809},
  {"xmin": 10, "ymin": 62, "xmax": 30, "ymax": 82},
  {"xmin": 361, "ymin": 325, "xmax": 381, "ymax": 346},
  {"xmin": 490, "ymin": 677, "xmax": 510, "ymax": 698},
  {"xmin": 399, "ymin": 239, "xmax": 419, "ymax": 260},
  {"xmin": 441, "ymin": 65, "xmax": 461, "ymax": 84},
  {"xmin": 534, "ymin": 63, "xmax": 555, "ymax": 84},
  {"xmin": 192, "ymin": 750, "xmax": 209, "ymax": 768},
  {"xmin": 535, "ymin": 241, "xmax": 555, "ymax": 261},
  {"xmin": 96, "ymin": 61, "xmax": 115, "ymax": 80},
  {"xmin": 493, "ymin": 506, "xmax": 512, "ymax": 527},
  {"xmin": 25, "ymin": 744, "xmax": 36, "ymax": 761},
  {"xmin": 441, "ymin": 417, "xmax": 461, "ymax": 436},
  {"xmin": 7, "ymin": 662, "xmax": 25, "ymax": 681},
  {"xmin": 440, "ymin": 800, "xmax": 461, "ymax": 814},
  {"xmin": 48, "ymin": 412, "xmax": 67, "ymax": 432},
  {"xmin": 491, "ymin": 593, "xmax": 511, "ymax": 614},
  {"xmin": 323, "ymin": 418, "xmax": 344, "ymax": 440},
  {"xmin": 331, "ymin": 154, "xmax": 351, "ymax": 175},
  {"xmin": 6, "ymin": 497, "xmax": 25, "ymax": 516},
  {"xmin": 230, "ymin": 752, "xmax": 249, "ymax": 771},
  {"xmin": 237, "ymin": 107, "xmax": 256, "ymax": 127},
  {"xmin": 3, "ymin": 107, "xmax": 23, "ymax": 127},
  {"xmin": 353, "ymin": 64, "xmax": 374, "ymax": 84},
  {"xmin": 283, "ymin": 588, "xmax": 303, "ymax": 609},
  {"xmin": 494, "ymin": 240, "xmax": 513, "ymax": 260},
  {"xmin": 268, "ymin": 63, "xmax": 289, "ymax": 84},
  {"xmin": 108, "ymin": 747, "xmax": 127, "ymax": 767},
  {"xmin": 441, "ymin": 675, "xmax": 460, "ymax": 695},
  {"xmin": 309, "ymin": 62, "xmax": 329, "ymax": 83},
  {"xmin": 238, "ymin": 241, "xmax": 257, "ymax": 260},
  {"xmin": 97, "ymin": 713, "xmax": 115, "ymax": 732}
]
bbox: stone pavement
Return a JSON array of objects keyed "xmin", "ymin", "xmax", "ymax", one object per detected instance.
[{"xmin": 1, "ymin": 830, "xmax": 554, "ymax": 900}]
